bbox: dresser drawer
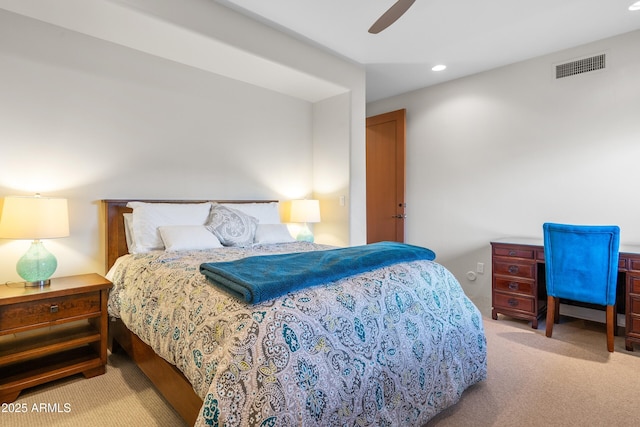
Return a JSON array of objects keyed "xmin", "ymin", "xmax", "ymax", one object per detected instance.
[
  {"xmin": 628, "ymin": 314, "xmax": 640, "ymax": 335},
  {"xmin": 493, "ymin": 259, "xmax": 536, "ymax": 279},
  {"xmin": 493, "ymin": 292, "xmax": 534, "ymax": 313},
  {"xmin": 494, "ymin": 277, "xmax": 535, "ymax": 296},
  {"xmin": 493, "ymin": 245, "xmax": 536, "ymax": 259},
  {"xmin": 627, "ymin": 256, "xmax": 640, "ymax": 272},
  {"xmin": 0, "ymin": 292, "xmax": 101, "ymax": 333},
  {"xmin": 629, "ymin": 295, "xmax": 640, "ymax": 315},
  {"xmin": 628, "ymin": 275, "xmax": 640, "ymax": 295}
]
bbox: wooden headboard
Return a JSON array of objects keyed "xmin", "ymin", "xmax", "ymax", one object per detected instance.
[{"xmin": 102, "ymin": 199, "xmax": 277, "ymax": 272}]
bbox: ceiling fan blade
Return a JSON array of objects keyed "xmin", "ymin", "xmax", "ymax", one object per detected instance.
[{"xmin": 368, "ymin": 0, "xmax": 416, "ymax": 34}]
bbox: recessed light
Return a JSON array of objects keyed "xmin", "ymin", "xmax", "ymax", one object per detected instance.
[
  {"xmin": 432, "ymin": 64, "xmax": 447, "ymax": 71},
  {"xmin": 630, "ymin": 1, "xmax": 640, "ymax": 11}
]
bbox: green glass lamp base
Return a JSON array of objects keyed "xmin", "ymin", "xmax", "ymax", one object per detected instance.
[
  {"xmin": 16, "ymin": 240, "xmax": 57, "ymax": 287},
  {"xmin": 296, "ymin": 223, "xmax": 315, "ymax": 243}
]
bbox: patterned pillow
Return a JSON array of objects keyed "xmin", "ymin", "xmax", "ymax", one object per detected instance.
[{"xmin": 205, "ymin": 203, "xmax": 258, "ymax": 247}]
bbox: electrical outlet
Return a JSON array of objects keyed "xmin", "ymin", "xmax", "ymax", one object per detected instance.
[{"xmin": 477, "ymin": 262, "xmax": 484, "ymax": 274}]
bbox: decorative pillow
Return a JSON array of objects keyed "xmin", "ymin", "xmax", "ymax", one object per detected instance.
[
  {"xmin": 220, "ymin": 202, "xmax": 281, "ymax": 224},
  {"xmin": 253, "ymin": 224, "xmax": 295, "ymax": 244},
  {"xmin": 205, "ymin": 203, "xmax": 258, "ymax": 247},
  {"xmin": 126, "ymin": 202, "xmax": 212, "ymax": 253},
  {"xmin": 158, "ymin": 225, "xmax": 222, "ymax": 252}
]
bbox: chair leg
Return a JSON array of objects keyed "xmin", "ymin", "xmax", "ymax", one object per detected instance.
[
  {"xmin": 606, "ymin": 305, "xmax": 615, "ymax": 352},
  {"xmin": 546, "ymin": 295, "xmax": 557, "ymax": 338}
]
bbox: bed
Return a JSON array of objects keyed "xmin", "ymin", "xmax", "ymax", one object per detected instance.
[{"xmin": 103, "ymin": 199, "xmax": 486, "ymax": 426}]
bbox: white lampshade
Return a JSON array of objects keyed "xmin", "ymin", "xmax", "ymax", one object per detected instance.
[
  {"xmin": 289, "ymin": 199, "xmax": 321, "ymax": 224},
  {"xmin": 0, "ymin": 195, "xmax": 69, "ymax": 287},
  {"xmin": 0, "ymin": 195, "xmax": 69, "ymax": 240},
  {"xmin": 289, "ymin": 199, "xmax": 320, "ymax": 243}
]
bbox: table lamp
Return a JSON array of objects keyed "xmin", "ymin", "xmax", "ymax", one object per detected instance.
[
  {"xmin": 0, "ymin": 194, "xmax": 69, "ymax": 287},
  {"xmin": 289, "ymin": 199, "xmax": 320, "ymax": 242}
]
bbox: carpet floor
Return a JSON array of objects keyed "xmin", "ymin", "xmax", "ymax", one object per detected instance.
[
  {"xmin": 4, "ymin": 351, "xmax": 187, "ymax": 427},
  {"xmin": 430, "ymin": 316, "xmax": 640, "ymax": 426}
]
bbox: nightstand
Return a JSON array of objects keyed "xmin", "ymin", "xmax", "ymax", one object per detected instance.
[{"xmin": 0, "ymin": 273, "xmax": 112, "ymax": 403}]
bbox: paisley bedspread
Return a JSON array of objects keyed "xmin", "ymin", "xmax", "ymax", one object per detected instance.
[{"xmin": 107, "ymin": 242, "xmax": 487, "ymax": 426}]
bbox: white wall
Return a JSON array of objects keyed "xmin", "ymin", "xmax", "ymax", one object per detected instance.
[
  {"xmin": 367, "ymin": 30, "xmax": 640, "ymax": 314},
  {"xmin": 0, "ymin": 7, "xmax": 364, "ymax": 281},
  {"xmin": 312, "ymin": 94, "xmax": 351, "ymax": 247}
]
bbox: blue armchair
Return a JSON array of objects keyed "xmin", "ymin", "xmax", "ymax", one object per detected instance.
[{"xmin": 543, "ymin": 223, "xmax": 620, "ymax": 352}]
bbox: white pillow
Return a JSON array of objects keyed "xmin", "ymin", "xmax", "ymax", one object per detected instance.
[
  {"xmin": 158, "ymin": 225, "xmax": 222, "ymax": 251},
  {"xmin": 126, "ymin": 202, "xmax": 212, "ymax": 253},
  {"xmin": 253, "ymin": 224, "xmax": 295, "ymax": 244},
  {"xmin": 123, "ymin": 213, "xmax": 136, "ymax": 253},
  {"xmin": 220, "ymin": 202, "xmax": 281, "ymax": 224}
]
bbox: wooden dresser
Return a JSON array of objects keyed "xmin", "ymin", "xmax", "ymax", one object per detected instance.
[{"xmin": 0, "ymin": 273, "xmax": 112, "ymax": 403}]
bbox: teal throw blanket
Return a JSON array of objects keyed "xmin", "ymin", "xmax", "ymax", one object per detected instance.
[{"xmin": 200, "ymin": 241, "xmax": 436, "ymax": 304}]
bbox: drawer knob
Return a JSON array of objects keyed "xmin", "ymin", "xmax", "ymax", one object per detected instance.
[
  {"xmin": 50, "ymin": 305, "xmax": 59, "ymax": 313},
  {"xmin": 508, "ymin": 282, "xmax": 519, "ymax": 290},
  {"xmin": 508, "ymin": 250, "xmax": 517, "ymax": 256},
  {"xmin": 508, "ymin": 265, "xmax": 519, "ymax": 274},
  {"xmin": 508, "ymin": 298, "xmax": 519, "ymax": 307}
]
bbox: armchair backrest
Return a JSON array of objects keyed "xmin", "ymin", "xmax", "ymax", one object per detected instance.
[{"xmin": 543, "ymin": 223, "xmax": 620, "ymax": 306}]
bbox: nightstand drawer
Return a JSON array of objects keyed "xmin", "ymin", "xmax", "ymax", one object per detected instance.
[{"xmin": 0, "ymin": 293, "xmax": 101, "ymax": 334}]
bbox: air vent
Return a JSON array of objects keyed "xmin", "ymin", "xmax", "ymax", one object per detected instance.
[{"xmin": 555, "ymin": 54, "xmax": 606, "ymax": 79}]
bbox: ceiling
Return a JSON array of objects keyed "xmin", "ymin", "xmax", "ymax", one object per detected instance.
[{"xmin": 216, "ymin": 0, "xmax": 640, "ymax": 102}]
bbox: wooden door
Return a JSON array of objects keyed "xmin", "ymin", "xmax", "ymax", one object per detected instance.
[{"xmin": 366, "ymin": 109, "xmax": 406, "ymax": 243}]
